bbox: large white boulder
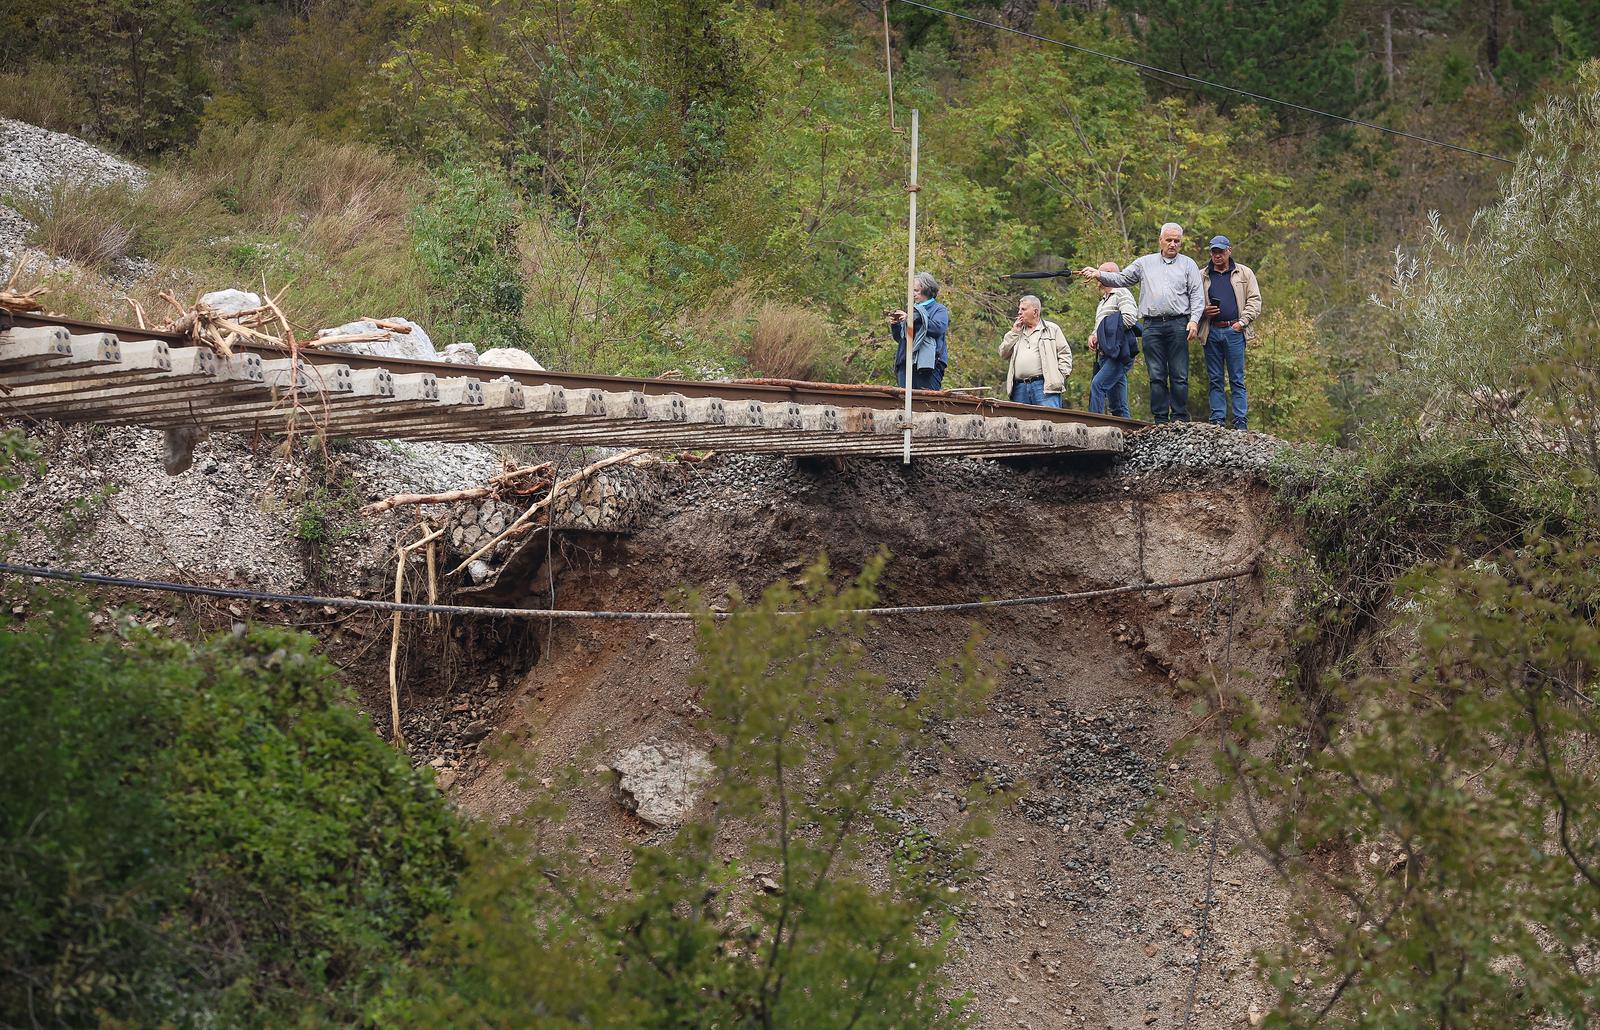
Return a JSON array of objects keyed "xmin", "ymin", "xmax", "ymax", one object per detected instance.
[
  {"xmin": 609, "ymin": 740, "xmax": 714, "ymax": 827},
  {"xmin": 316, "ymin": 317, "xmax": 439, "ymax": 361},
  {"xmin": 479, "ymin": 346, "xmax": 544, "ymax": 371},
  {"xmin": 199, "ymin": 289, "xmax": 262, "ymax": 316}
]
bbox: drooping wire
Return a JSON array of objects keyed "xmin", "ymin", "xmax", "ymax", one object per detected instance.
[
  {"xmin": 0, "ymin": 559, "xmax": 1256, "ymax": 622},
  {"xmin": 891, "ymin": 0, "xmax": 1514, "ymax": 165}
]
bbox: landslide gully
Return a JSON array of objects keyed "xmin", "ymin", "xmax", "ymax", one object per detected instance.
[{"xmin": 458, "ymin": 430, "xmax": 1302, "ymax": 1030}]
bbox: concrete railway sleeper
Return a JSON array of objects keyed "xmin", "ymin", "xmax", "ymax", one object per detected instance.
[{"xmin": 0, "ymin": 317, "xmax": 1138, "ymax": 460}]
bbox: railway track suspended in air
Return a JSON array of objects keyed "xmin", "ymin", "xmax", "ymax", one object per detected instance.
[{"xmin": 0, "ymin": 313, "xmax": 1143, "ymax": 461}]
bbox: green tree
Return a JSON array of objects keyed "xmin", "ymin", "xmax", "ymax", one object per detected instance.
[
  {"xmin": 381, "ymin": 558, "xmax": 994, "ymax": 1027},
  {"xmin": 1122, "ymin": 0, "xmax": 1374, "ymax": 121},
  {"xmin": 0, "ymin": 605, "xmax": 463, "ymax": 1026},
  {"xmin": 1210, "ymin": 545, "xmax": 1600, "ymax": 1026}
]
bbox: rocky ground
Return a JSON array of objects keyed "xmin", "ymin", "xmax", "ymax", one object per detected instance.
[{"xmin": 0, "ymin": 116, "xmax": 148, "ymax": 274}]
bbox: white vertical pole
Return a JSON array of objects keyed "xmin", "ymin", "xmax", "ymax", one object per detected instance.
[{"xmin": 903, "ymin": 108, "xmax": 919, "ymax": 465}]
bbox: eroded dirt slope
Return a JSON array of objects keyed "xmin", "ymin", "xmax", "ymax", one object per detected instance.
[{"xmin": 461, "ymin": 430, "xmax": 1301, "ymax": 1029}]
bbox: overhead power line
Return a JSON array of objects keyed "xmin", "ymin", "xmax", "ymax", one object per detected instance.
[
  {"xmin": 892, "ymin": 0, "xmax": 1514, "ymax": 165},
  {"xmin": 0, "ymin": 560, "xmax": 1255, "ymax": 622}
]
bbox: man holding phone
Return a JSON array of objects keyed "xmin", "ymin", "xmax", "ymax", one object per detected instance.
[{"xmin": 1197, "ymin": 236, "xmax": 1261, "ymax": 430}]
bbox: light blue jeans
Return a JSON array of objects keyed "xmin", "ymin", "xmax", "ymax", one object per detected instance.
[
  {"xmin": 1089, "ymin": 354, "xmax": 1133, "ymax": 417},
  {"xmin": 1010, "ymin": 378, "xmax": 1063, "ymax": 408}
]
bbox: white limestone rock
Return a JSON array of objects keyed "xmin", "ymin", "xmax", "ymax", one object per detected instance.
[
  {"xmin": 442, "ymin": 341, "xmax": 480, "ymax": 364},
  {"xmin": 609, "ymin": 741, "xmax": 714, "ymax": 828},
  {"xmin": 199, "ymin": 289, "xmax": 262, "ymax": 316},
  {"xmin": 479, "ymin": 347, "xmax": 544, "ymax": 371},
  {"xmin": 316, "ymin": 317, "xmax": 439, "ymax": 360}
]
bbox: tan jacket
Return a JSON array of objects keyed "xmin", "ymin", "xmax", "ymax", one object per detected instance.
[
  {"xmin": 1197, "ymin": 261, "xmax": 1262, "ymax": 344},
  {"xmin": 999, "ymin": 319, "xmax": 1072, "ymax": 397}
]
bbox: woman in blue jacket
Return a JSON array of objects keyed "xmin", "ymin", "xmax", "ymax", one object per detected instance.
[{"xmin": 887, "ymin": 271, "xmax": 950, "ymax": 390}]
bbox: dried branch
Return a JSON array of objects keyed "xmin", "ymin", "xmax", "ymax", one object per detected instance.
[{"xmin": 448, "ymin": 449, "xmax": 648, "ymax": 575}]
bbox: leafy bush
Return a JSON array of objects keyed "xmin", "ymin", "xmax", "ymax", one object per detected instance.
[
  {"xmin": 0, "ymin": 605, "xmax": 463, "ymax": 1027},
  {"xmin": 411, "ymin": 162, "xmax": 526, "ymax": 350},
  {"xmin": 1211, "ymin": 544, "xmax": 1600, "ymax": 1026}
]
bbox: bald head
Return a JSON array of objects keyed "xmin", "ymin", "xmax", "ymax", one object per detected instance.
[{"xmin": 1099, "ymin": 261, "xmax": 1120, "ymax": 273}]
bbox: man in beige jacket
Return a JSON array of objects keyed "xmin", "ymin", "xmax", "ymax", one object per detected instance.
[
  {"xmin": 999, "ymin": 295, "xmax": 1072, "ymax": 407},
  {"xmin": 1198, "ymin": 236, "xmax": 1262, "ymax": 429}
]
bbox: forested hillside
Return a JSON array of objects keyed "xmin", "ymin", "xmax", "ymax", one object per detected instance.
[
  {"xmin": 4, "ymin": 0, "xmax": 1589, "ymax": 439},
  {"xmin": 7, "ymin": 3, "xmax": 1600, "ymax": 1026}
]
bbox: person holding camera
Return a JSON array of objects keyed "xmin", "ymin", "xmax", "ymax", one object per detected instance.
[
  {"xmin": 886, "ymin": 271, "xmax": 950, "ymax": 390},
  {"xmin": 999, "ymin": 294, "xmax": 1072, "ymax": 407}
]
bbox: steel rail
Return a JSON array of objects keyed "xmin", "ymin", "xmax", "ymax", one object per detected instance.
[{"xmin": 10, "ymin": 312, "xmax": 1147, "ymax": 432}]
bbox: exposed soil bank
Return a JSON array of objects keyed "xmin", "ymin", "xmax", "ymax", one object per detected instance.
[{"xmin": 460, "ymin": 431, "xmax": 1301, "ymax": 1029}]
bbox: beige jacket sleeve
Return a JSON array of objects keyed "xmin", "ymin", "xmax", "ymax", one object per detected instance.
[
  {"xmin": 1239, "ymin": 266, "xmax": 1262, "ymax": 328},
  {"xmin": 999, "ymin": 328, "xmax": 1022, "ymax": 359},
  {"xmin": 1051, "ymin": 323, "xmax": 1072, "ymax": 380}
]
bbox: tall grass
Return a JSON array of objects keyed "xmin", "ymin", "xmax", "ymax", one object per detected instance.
[
  {"xmin": 19, "ymin": 120, "xmax": 434, "ymax": 334},
  {"xmin": 0, "ymin": 65, "xmax": 88, "ymax": 134},
  {"xmin": 12, "ymin": 177, "xmax": 138, "ymax": 269}
]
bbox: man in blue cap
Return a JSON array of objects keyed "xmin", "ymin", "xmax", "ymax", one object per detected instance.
[{"xmin": 1198, "ymin": 236, "xmax": 1261, "ymax": 430}]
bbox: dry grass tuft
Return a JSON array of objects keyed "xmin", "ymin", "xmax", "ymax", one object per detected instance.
[
  {"xmin": 14, "ymin": 177, "xmax": 138, "ymax": 269},
  {"xmin": 185, "ymin": 121, "xmax": 420, "ymax": 253},
  {"xmin": 741, "ymin": 299, "xmax": 831, "ymax": 381},
  {"xmin": 0, "ymin": 65, "xmax": 88, "ymax": 134}
]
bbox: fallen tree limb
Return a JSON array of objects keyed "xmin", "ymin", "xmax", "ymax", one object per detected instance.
[
  {"xmin": 388, "ymin": 521, "xmax": 445, "ymax": 750},
  {"xmin": 360, "ymin": 461, "xmax": 556, "ymax": 516},
  {"xmin": 447, "ymin": 449, "xmax": 646, "ymax": 575}
]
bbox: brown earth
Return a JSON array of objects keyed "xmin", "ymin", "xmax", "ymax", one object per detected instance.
[
  {"xmin": 1, "ymin": 420, "xmax": 1306, "ymax": 1028},
  {"xmin": 450, "ymin": 445, "xmax": 1302, "ymax": 1030}
]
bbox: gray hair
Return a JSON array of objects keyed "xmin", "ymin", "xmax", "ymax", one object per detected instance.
[
  {"xmin": 913, "ymin": 271, "xmax": 940, "ymax": 298},
  {"xmin": 1019, "ymin": 294, "xmax": 1041, "ymax": 310},
  {"xmin": 1160, "ymin": 222, "xmax": 1184, "ymax": 237}
]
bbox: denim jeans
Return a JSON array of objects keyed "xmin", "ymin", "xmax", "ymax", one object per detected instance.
[
  {"xmin": 1142, "ymin": 318, "xmax": 1189, "ymax": 422},
  {"xmin": 1203, "ymin": 326, "xmax": 1247, "ymax": 428},
  {"xmin": 1009, "ymin": 378, "xmax": 1063, "ymax": 408},
  {"xmin": 1089, "ymin": 354, "xmax": 1132, "ymax": 417}
]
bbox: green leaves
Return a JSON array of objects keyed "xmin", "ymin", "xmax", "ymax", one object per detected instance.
[{"xmin": 0, "ymin": 602, "xmax": 462, "ymax": 1027}]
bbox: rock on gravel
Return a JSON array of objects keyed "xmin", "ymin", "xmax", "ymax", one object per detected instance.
[
  {"xmin": 1115, "ymin": 422, "xmax": 1288, "ymax": 480},
  {"xmin": 610, "ymin": 740, "xmax": 714, "ymax": 827}
]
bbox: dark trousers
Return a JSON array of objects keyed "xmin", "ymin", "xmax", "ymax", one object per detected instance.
[
  {"xmin": 897, "ymin": 366, "xmax": 941, "ymax": 390},
  {"xmin": 1142, "ymin": 318, "xmax": 1189, "ymax": 423},
  {"xmin": 1089, "ymin": 354, "xmax": 1132, "ymax": 417}
]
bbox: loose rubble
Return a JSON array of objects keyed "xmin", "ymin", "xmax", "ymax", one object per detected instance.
[
  {"xmin": 1115, "ymin": 422, "xmax": 1288, "ymax": 480},
  {"xmin": 0, "ymin": 117, "xmax": 148, "ymax": 202}
]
